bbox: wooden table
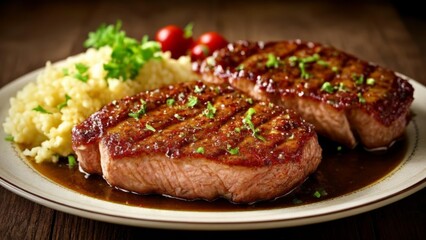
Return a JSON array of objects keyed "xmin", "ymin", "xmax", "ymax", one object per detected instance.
[{"xmin": 1, "ymin": 1, "xmax": 425, "ymax": 239}]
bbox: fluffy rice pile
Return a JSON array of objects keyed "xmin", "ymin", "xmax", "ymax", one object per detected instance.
[{"xmin": 3, "ymin": 46, "xmax": 198, "ymax": 163}]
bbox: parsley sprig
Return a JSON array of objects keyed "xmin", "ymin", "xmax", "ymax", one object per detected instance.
[
  {"xmin": 84, "ymin": 21, "xmax": 162, "ymax": 81},
  {"xmin": 243, "ymin": 108, "xmax": 266, "ymax": 141}
]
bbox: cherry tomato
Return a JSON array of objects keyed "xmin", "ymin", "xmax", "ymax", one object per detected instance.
[
  {"xmin": 155, "ymin": 25, "xmax": 193, "ymax": 59},
  {"xmin": 190, "ymin": 43, "xmax": 210, "ymax": 61},
  {"xmin": 196, "ymin": 32, "xmax": 228, "ymax": 53}
]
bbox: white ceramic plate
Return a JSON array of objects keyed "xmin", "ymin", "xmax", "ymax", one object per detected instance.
[{"xmin": 0, "ymin": 68, "xmax": 425, "ymax": 230}]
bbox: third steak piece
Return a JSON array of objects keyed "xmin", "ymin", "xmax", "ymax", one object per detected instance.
[{"xmin": 197, "ymin": 40, "xmax": 414, "ymax": 150}]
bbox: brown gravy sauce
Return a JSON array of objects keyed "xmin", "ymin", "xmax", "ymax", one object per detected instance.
[{"xmin": 26, "ymin": 137, "xmax": 407, "ymax": 212}]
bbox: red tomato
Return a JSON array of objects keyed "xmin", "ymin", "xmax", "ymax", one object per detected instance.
[
  {"xmin": 190, "ymin": 43, "xmax": 210, "ymax": 61},
  {"xmin": 155, "ymin": 25, "xmax": 193, "ymax": 59},
  {"xmin": 196, "ymin": 32, "xmax": 228, "ymax": 53}
]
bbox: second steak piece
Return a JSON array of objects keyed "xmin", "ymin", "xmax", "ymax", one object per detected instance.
[
  {"xmin": 197, "ymin": 40, "xmax": 414, "ymax": 149},
  {"xmin": 72, "ymin": 81, "xmax": 321, "ymax": 204}
]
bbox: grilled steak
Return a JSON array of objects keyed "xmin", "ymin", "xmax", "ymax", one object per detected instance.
[
  {"xmin": 72, "ymin": 81, "xmax": 321, "ymax": 203},
  {"xmin": 196, "ymin": 40, "xmax": 414, "ymax": 149}
]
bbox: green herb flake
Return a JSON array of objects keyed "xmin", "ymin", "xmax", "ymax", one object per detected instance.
[
  {"xmin": 246, "ymin": 98, "xmax": 253, "ymax": 104},
  {"xmin": 183, "ymin": 22, "xmax": 194, "ymax": 39},
  {"xmin": 236, "ymin": 64, "xmax": 244, "ymax": 71},
  {"xmin": 145, "ymin": 123, "xmax": 156, "ymax": 132},
  {"xmin": 62, "ymin": 68, "xmax": 69, "ymax": 76},
  {"xmin": 84, "ymin": 21, "xmax": 162, "ymax": 81},
  {"xmin": 57, "ymin": 94, "xmax": 72, "ymax": 110},
  {"xmin": 128, "ymin": 100, "xmax": 147, "ymax": 119},
  {"xmin": 266, "ymin": 53, "xmax": 280, "ymax": 68},
  {"xmin": 337, "ymin": 82, "xmax": 347, "ymax": 92},
  {"xmin": 203, "ymin": 101, "xmax": 216, "ymax": 119},
  {"xmin": 195, "ymin": 146, "xmax": 205, "ymax": 154},
  {"xmin": 234, "ymin": 127, "xmax": 241, "ymax": 133},
  {"xmin": 74, "ymin": 63, "xmax": 90, "ymax": 83},
  {"xmin": 366, "ymin": 78, "xmax": 375, "ymax": 85},
  {"xmin": 299, "ymin": 62, "xmax": 310, "ymax": 79},
  {"xmin": 243, "ymin": 108, "xmax": 266, "ymax": 141},
  {"xmin": 337, "ymin": 146, "xmax": 343, "ymax": 151},
  {"xmin": 194, "ymin": 85, "xmax": 203, "ymax": 94},
  {"xmin": 352, "ymin": 74, "xmax": 365, "ymax": 85},
  {"xmin": 331, "ymin": 66, "xmax": 339, "ymax": 73},
  {"xmin": 227, "ymin": 144, "xmax": 239, "ymax": 155},
  {"xmin": 68, "ymin": 155, "xmax": 77, "ymax": 168},
  {"xmin": 321, "ymin": 82, "xmax": 334, "ymax": 94},
  {"xmin": 288, "ymin": 56, "xmax": 298, "ymax": 66},
  {"xmin": 32, "ymin": 105, "xmax": 52, "ymax": 114},
  {"xmin": 357, "ymin": 92, "xmax": 366, "ymax": 104},
  {"xmin": 4, "ymin": 135, "xmax": 14, "ymax": 142},
  {"xmin": 166, "ymin": 98, "xmax": 175, "ymax": 107},
  {"xmin": 313, "ymin": 191, "xmax": 322, "ymax": 198},
  {"xmin": 317, "ymin": 60, "xmax": 329, "ymax": 67},
  {"xmin": 313, "ymin": 188, "xmax": 328, "ymax": 198},
  {"xmin": 186, "ymin": 95, "xmax": 198, "ymax": 108}
]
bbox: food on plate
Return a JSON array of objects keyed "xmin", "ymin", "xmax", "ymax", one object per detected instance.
[
  {"xmin": 72, "ymin": 81, "xmax": 321, "ymax": 203},
  {"xmin": 196, "ymin": 40, "xmax": 414, "ymax": 149},
  {"xmin": 3, "ymin": 22, "xmax": 197, "ymax": 163}
]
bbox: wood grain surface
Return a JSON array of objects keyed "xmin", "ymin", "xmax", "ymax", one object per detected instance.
[{"xmin": 0, "ymin": 1, "xmax": 425, "ymax": 239}]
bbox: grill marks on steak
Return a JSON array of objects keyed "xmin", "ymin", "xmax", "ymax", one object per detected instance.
[
  {"xmin": 72, "ymin": 81, "xmax": 321, "ymax": 203},
  {"xmin": 197, "ymin": 40, "xmax": 414, "ymax": 149}
]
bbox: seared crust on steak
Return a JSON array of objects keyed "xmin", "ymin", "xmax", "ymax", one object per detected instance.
[
  {"xmin": 196, "ymin": 40, "xmax": 414, "ymax": 149},
  {"xmin": 72, "ymin": 81, "xmax": 322, "ymax": 203}
]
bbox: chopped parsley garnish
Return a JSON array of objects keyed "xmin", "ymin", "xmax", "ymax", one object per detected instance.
[
  {"xmin": 366, "ymin": 77, "xmax": 375, "ymax": 85},
  {"xmin": 128, "ymin": 100, "xmax": 147, "ymax": 119},
  {"xmin": 337, "ymin": 82, "xmax": 347, "ymax": 92},
  {"xmin": 145, "ymin": 123, "xmax": 156, "ymax": 132},
  {"xmin": 195, "ymin": 146, "xmax": 205, "ymax": 154},
  {"xmin": 288, "ymin": 54, "xmax": 321, "ymax": 79},
  {"xmin": 74, "ymin": 63, "xmax": 89, "ymax": 82},
  {"xmin": 194, "ymin": 85, "xmax": 203, "ymax": 93},
  {"xmin": 321, "ymin": 82, "xmax": 334, "ymax": 93},
  {"xmin": 84, "ymin": 21, "xmax": 162, "ymax": 81},
  {"xmin": 33, "ymin": 105, "xmax": 52, "ymax": 114},
  {"xmin": 57, "ymin": 94, "xmax": 72, "ymax": 110},
  {"xmin": 243, "ymin": 108, "xmax": 266, "ymax": 141},
  {"xmin": 352, "ymin": 74, "xmax": 364, "ymax": 85},
  {"xmin": 357, "ymin": 92, "xmax": 366, "ymax": 104},
  {"xmin": 317, "ymin": 60, "xmax": 329, "ymax": 67},
  {"xmin": 203, "ymin": 101, "xmax": 216, "ymax": 118},
  {"xmin": 331, "ymin": 66, "xmax": 339, "ymax": 73},
  {"xmin": 227, "ymin": 144, "xmax": 239, "ymax": 155},
  {"xmin": 266, "ymin": 53, "xmax": 280, "ymax": 68},
  {"xmin": 245, "ymin": 98, "xmax": 253, "ymax": 104},
  {"xmin": 183, "ymin": 22, "xmax": 194, "ymax": 39},
  {"xmin": 234, "ymin": 127, "xmax": 241, "ymax": 133},
  {"xmin": 236, "ymin": 64, "xmax": 244, "ymax": 71},
  {"xmin": 166, "ymin": 98, "xmax": 175, "ymax": 106},
  {"xmin": 4, "ymin": 135, "xmax": 14, "ymax": 142},
  {"xmin": 62, "ymin": 68, "xmax": 69, "ymax": 76},
  {"xmin": 68, "ymin": 155, "xmax": 77, "ymax": 168},
  {"xmin": 186, "ymin": 95, "xmax": 198, "ymax": 108},
  {"xmin": 313, "ymin": 188, "xmax": 328, "ymax": 198}
]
